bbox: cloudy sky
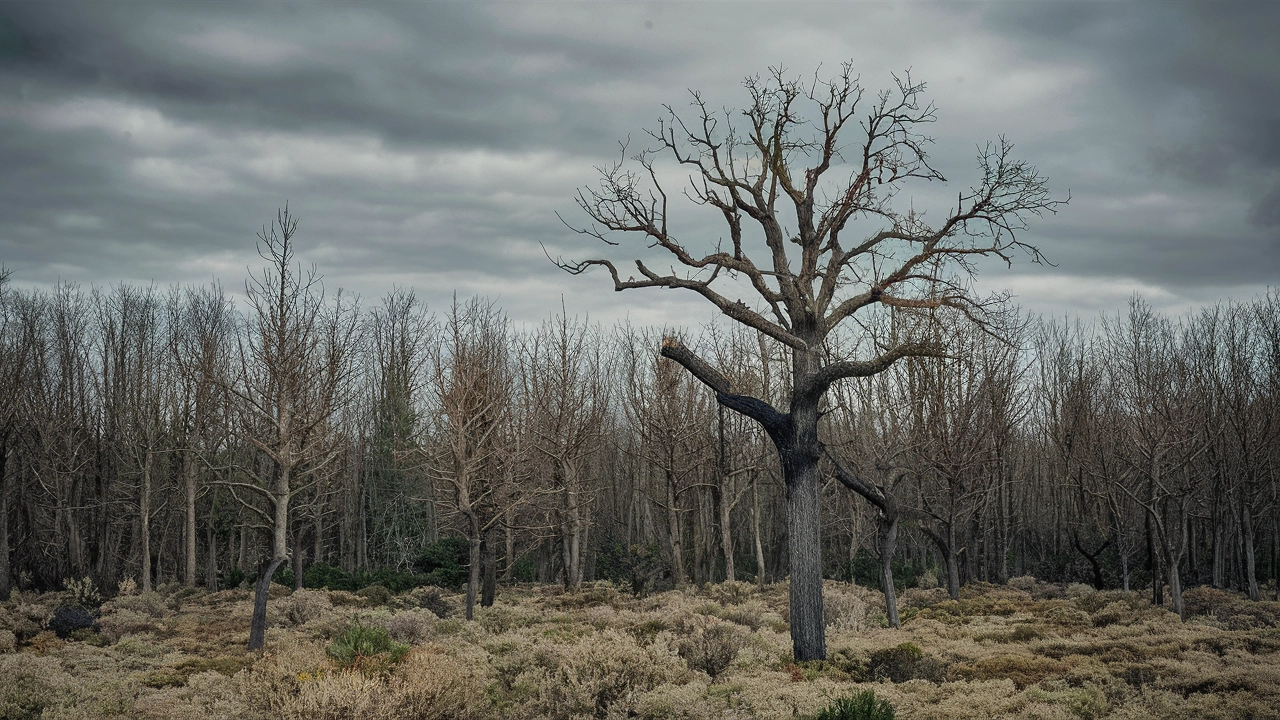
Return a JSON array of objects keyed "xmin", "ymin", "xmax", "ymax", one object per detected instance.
[{"xmin": 2, "ymin": 0, "xmax": 1276, "ymax": 329}]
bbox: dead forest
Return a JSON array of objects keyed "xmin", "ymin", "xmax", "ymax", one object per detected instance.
[{"xmin": 1, "ymin": 251, "xmax": 1278, "ymax": 622}]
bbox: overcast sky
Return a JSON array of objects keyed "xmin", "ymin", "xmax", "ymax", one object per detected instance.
[{"xmin": 2, "ymin": 0, "xmax": 1277, "ymax": 330}]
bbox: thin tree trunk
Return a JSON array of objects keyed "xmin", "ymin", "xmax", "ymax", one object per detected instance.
[
  {"xmin": 1242, "ymin": 499, "xmax": 1260, "ymax": 601},
  {"xmin": 666, "ymin": 473, "xmax": 685, "ymax": 586},
  {"xmin": 752, "ymin": 473, "xmax": 766, "ymax": 586},
  {"xmin": 481, "ymin": 526, "xmax": 497, "ymax": 607},
  {"xmin": 205, "ymin": 523, "xmax": 218, "ymax": 590},
  {"xmin": 0, "ymin": 440, "xmax": 9, "ymax": 601},
  {"xmin": 184, "ymin": 451, "xmax": 198, "ymax": 587},
  {"xmin": 880, "ymin": 511, "xmax": 900, "ymax": 628},
  {"xmin": 140, "ymin": 451, "xmax": 153, "ymax": 592}
]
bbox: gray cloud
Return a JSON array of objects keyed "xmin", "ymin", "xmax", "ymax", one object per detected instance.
[{"xmin": 1, "ymin": 1, "xmax": 1275, "ymax": 327}]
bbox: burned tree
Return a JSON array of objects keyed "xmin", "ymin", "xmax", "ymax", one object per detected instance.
[{"xmin": 561, "ymin": 63, "xmax": 1062, "ymax": 660}]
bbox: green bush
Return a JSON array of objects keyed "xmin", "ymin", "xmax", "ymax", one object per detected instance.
[
  {"xmin": 222, "ymin": 566, "xmax": 246, "ymax": 588},
  {"xmin": 865, "ymin": 642, "xmax": 947, "ymax": 683},
  {"xmin": 816, "ymin": 690, "xmax": 895, "ymax": 720},
  {"xmin": 596, "ymin": 541, "xmax": 664, "ymax": 596},
  {"xmin": 842, "ymin": 550, "xmax": 930, "ymax": 593},
  {"xmin": 326, "ymin": 623, "xmax": 410, "ymax": 675},
  {"xmin": 412, "ymin": 536, "xmax": 470, "ymax": 589},
  {"xmin": 357, "ymin": 584, "xmax": 392, "ymax": 606}
]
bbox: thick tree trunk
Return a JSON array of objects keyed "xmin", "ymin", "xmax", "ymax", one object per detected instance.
[{"xmin": 782, "ymin": 447, "xmax": 825, "ymax": 661}]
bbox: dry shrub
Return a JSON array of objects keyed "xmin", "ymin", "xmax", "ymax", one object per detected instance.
[
  {"xmin": 519, "ymin": 628, "xmax": 688, "ymax": 718},
  {"xmin": 0, "ymin": 605, "xmax": 41, "ymax": 642},
  {"xmin": 396, "ymin": 587, "xmax": 456, "ymax": 618},
  {"xmin": 130, "ymin": 671, "xmax": 255, "ymax": 720},
  {"xmin": 276, "ymin": 588, "xmax": 331, "ymax": 627},
  {"xmin": 542, "ymin": 583, "xmax": 621, "ymax": 611},
  {"xmin": 950, "ymin": 653, "xmax": 1068, "ymax": 690},
  {"xmin": 0, "ymin": 654, "xmax": 69, "ymax": 719},
  {"xmin": 823, "ymin": 583, "xmax": 873, "ymax": 631},
  {"xmin": 101, "ymin": 590, "xmax": 170, "ymax": 619},
  {"xmin": 1041, "ymin": 603, "xmax": 1092, "ymax": 628},
  {"xmin": 382, "ymin": 611, "xmax": 431, "ymax": 644},
  {"xmin": 357, "ymin": 584, "xmax": 393, "ymax": 607},
  {"xmin": 1064, "ymin": 583, "xmax": 1097, "ymax": 600},
  {"xmin": 98, "ymin": 608, "xmax": 160, "ymax": 642},
  {"xmin": 702, "ymin": 600, "xmax": 768, "ymax": 631},
  {"xmin": 900, "ymin": 587, "xmax": 950, "ymax": 611},
  {"xmin": 675, "ymin": 616, "xmax": 748, "ymax": 679},
  {"xmin": 0, "ymin": 629, "xmax": 15, "ymax": 653},
  {"xmin": 700, "ymin": 580, "xmax": 757, "ymax": 606},
  {"xmin": 328, "ymin": 590, "xmax": 366, "ymax": 607}
]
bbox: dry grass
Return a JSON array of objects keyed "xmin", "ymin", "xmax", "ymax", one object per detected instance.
[{"xmin": 2, "ymin": 580, "xmax": 1278, "ymax": 718}]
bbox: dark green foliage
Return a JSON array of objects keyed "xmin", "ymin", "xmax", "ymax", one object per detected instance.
[
  {"xmin": 412, "ymin": 536, "xmax": 470, "ymax": 589},
  {"xmin": 816, "ymin": 690, "xmax": 895, "ymax": 720},
  {"xmin": 300, "ymin": 561, "xmax": 443, "ymax": 593},
  {"xmin": 596, "ymin": 541, "xmax": 664, "ymax": 596},
  {"xmin": 223, "ymin": 566, "xmax": 247, "ymax": 588},
  {"xmin": 840, "ymin": 550, "xmax": 929, "ymax": 593},
  {"xmin": 272, "ymin": 566, "xmax": 295, "ymax": 587},
  {"xmin": 866, "ymin": 642, "xmax": 946, "ymax": 683},
  {"xmin": 356, "ymin": 584, "xmax": 392, "ymax": 606},
  {"xmin": 509, "ymin": 554, "xmax": 536, "ymax": 583},
  {"xmin": 326, "ymin": 623, "xmax": 410, "ymax": 675},
  {"xmin": 49, "ymin": 606, "xmax": 95, "ymax": 638}
]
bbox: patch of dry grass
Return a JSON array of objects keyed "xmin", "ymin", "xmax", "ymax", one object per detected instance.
[{"xmin": 2, "ymin": 579, "xmax": 1278, "ymax": 718}]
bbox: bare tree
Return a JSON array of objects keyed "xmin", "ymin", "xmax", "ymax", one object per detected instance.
[
  {"xmin": 522, "ymin": 308, "xmax": 609, "ymax": 589},
  {"xmin": 228, "ymin": 207, "xmax": 361, "ymax": 651},
  {"xmin": 561, "ymin": 63, "xmax": 1062, "ymax": 659},
  {"xmin": 426, "ymin": 297, "xmax": 513, "ymax": 619}
]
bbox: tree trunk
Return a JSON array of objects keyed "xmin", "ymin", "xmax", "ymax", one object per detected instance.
[
  {"xmin": 665, "ymin": 472, "xmax": 686, "ymax": 586},
  {"xmin": 466, "ymin": 512, "xmax": 481, "ymax": 620},
  {"xmin": 140, "ymin": 451, "xmax": 153, "ymax": 593},
  {"xmin": 184, "ymin": 450, "xmax": 197, "ymax": 587},
  {"xmin": 481, "ymin": 526, "xmax": 497, "ymax": 607},
  {"xmin": 781, "ymin": 444, "xmax": 825, "ymax": 661},
  {"xmin": 248, "ymin": 555, "xmax": 285, "ymax": 651},
  {"xmin": 752, "ymin": 473, "xmax": 766, "ymax": 587},
  {"xmin": 880, "ymin": 511, "xmax": 900, "ymax": 628},
  {"xmin": 248, "ymin": 484, "xmax": 290, "ymax": 651},
  {"xmin": 205, "ymin": 523, "xmax": 218, "ymax": 590},
  {"xmin": 0, "ymin": 440, "xmax": 9, "ymax": 601},
  {"xmin": 1242, "ymin": 498, "xmax": 1260, "ymax": 601}
]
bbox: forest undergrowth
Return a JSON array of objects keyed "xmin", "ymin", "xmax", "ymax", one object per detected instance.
[{"xmin": 3, "ymin": 577, "xmax": 1279, "ymax": 719}]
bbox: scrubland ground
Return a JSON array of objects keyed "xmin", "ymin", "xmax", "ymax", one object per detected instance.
[{"xmin": 2, "ymin": 577, "xmax": 1279, "ymax": 719}]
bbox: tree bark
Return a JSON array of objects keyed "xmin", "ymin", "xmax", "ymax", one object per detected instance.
[
  {"xmin": 752, "ymin": 473, "xmax": 766, "ymax": 586},
  {"xmin": 140, "ymin": 451, "xmax": 153, "ymax": 593},
  {"xmin": 248, "ymin": 555, "xmax": 285, "ymax": 651},
  {"xmin": 184, "ymin": 450, "xmax": 198, "ymax": 587},
  {"xmin": 880, "ymin": 511, "xmax": 901, "ymax": 628}
]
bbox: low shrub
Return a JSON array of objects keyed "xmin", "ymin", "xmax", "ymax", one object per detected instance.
[
  {"xmin": 357, "ymin": 583, "xmax": 393, "ymax": 606},
  {"xmin": 278, "ymin": 588, "xmax": 331, "ymax": 626},
  {"xmin": 597, "ymin": 541, "xmax": 665, "ymax": 597},
  {"xmin": 49, "ymin": 606, "xmax": 95, "ymax": 638},
  {"xmin": 383, "ymin": 612, "xmax": 430, "ymax": 644},
  {"xmin": 400, "ymin": 587, "xmax": 455, "ymax": 619},
  {"xmin": 865, "ymin": 642, "xmax": 946, "ymax": 683},
  {"xmin": 326, "ymin": 622, "xmax": 410, "ymax": 675},
  {"xmin": 675, "ymin": 617, "xmax": 747, "ymax": 680},
  {"xmin": 97, "ymin": 608, "xmax": 159, "ymax": 642},
  {"xmin": 816, "ymin": 689, "xmax": 895, "ymax": 720},
  {"xmin": 64, "ymin": 576, "xmax": 102, "ymax": 609},
  {"xmin": 101, "ymin": 590, "xmax": 169, "ymax": 618}
]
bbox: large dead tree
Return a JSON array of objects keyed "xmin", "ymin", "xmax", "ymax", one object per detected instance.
[{"xmin": 561, "ymin": 63, "xmax": 1062, "ymax": 660}]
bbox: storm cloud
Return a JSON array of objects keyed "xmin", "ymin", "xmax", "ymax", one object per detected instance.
[{"xmin": 2, "ymin": 1, "xmax": 1276, "ymax": 325}]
